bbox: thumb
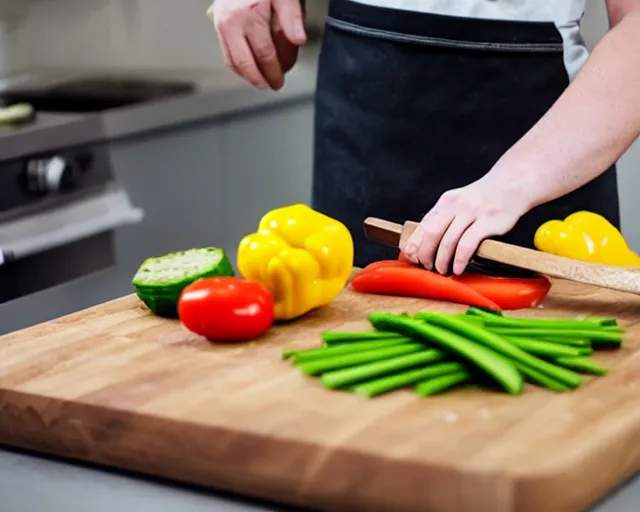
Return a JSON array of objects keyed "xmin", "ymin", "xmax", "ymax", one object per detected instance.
[{"xmin": 272, "ymin": 0, "xmax": 307, "ymax": 45}]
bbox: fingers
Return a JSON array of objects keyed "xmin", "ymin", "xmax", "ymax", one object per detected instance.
[
  {"xmin": 451, "ymin": 221, "xmax": 488, "ymax": 276},
  {"xmin": 434, "ymin": 215, "xmax": 474, "ymax": 275},
  {"xmin": 451, "ymin": 213, "xmax": 520, "ymax": 275},
  {"xmin": 213, "ymin": 1, "xmax": 286, "ymax": 90},
  {"xmin": 246, "ymin": 21, "xmax": 285, "ymax": 89},
  {"xmin": 225, "ymin": 28, "xmax": 272, "ymax": 89},
  {"xmin": 272, "ymin": 0, "xmax": 307, "ymax": 45},
  {"xmin": 401, "ymin": 200, "xmax": 454, "ymax": 269}
]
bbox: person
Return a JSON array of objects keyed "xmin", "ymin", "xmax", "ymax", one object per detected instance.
[{"xmin": 209, "ymin": 0, "xmax": 640, "ymax": 274}]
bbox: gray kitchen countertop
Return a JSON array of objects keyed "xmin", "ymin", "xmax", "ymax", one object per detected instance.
[
  {"xmin": 0, "ymin": 45, "xmax": 320, "ymax": 160},
  {"xmin": 0, "ymin": 445, "xmax": 638, "ymax": 512}
]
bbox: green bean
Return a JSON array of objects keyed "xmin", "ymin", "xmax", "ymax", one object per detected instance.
[
  {"xmin": 504, "ymin": 337, "xmax": 592, "ymax": 358},
  {"xmin": 415, "ymin": 311, "xmax": 583, "ymax": 389},
  {"xmin": 450, "ymin": 314, "xmax": 486, "ymax": 324},
  {"xmin": 321, "ymin": 349, "xmax": 447, "ymax": 389},
  {"xmin": 297, "ymin": 343, "xmax": 425, "ymax": 376},
  {"xmin": 284, "ymin": 338, "xmax": 411, "ymax": 362},
  {"xmin": 524, "ymin": 336, "xmax": 591, "ymax": 347},
  {"xmin": 576, "ymin": 316, "xmax": 619, "ymax": 328},
  {"xmin": 482, "ymin": 316, "xmax": 622, "ymax": 331},
  {"xmin": 513, "ymin": 361, "xmax": 570, "ymax": 392},
  {"xmin": 353, "ymin": 362, "xmax": 464, "ymax": 397},
  {"xmin": 368, "ymin": 312, "xmax": 523, "ymax": 395},
  {"xmin": 465, "ymin": 307, "xmax": 504, "ymax": 319},
  {"xmin": 321, "ymin": 331, "xmax": 409, "ymax": 346},
  {"xmin": 415, "ymin": 371, "xmax": 472, "ymax": 397},
  {"xmin": 554, "ymin": 356, "xmax": 608, "ymax": 376},
  {"xmin": 486, "ymin": 327, "xmax": 623, "ymax": 344}
]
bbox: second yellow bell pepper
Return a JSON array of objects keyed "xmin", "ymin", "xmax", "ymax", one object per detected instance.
[
  {"xmin": 534, "ymin": 211, "xmax": 640, "ymax": 266},
  {"xmin": 237, "ymin": 204, "xmax": 354, "ymax": 320}
]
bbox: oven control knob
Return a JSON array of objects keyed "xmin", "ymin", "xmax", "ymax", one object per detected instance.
[{"xmin": 24, "ymin": 156, "xmax": 79, "ymax": 195}]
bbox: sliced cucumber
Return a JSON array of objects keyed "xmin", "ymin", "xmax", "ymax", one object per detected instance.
[
  {"xmin": 0, "ymin": 103, "xmax": 35, "ymax": 125},
  {"xmin": 132, "ymin": 247, "xmax": 234, "ymax": 317}
]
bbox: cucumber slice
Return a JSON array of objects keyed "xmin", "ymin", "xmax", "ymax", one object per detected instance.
[
  {"xmin": 132, "ymin": 247, "xmax": 234, "ymax": 317},
  {"xmin": 0, "ymin": 103, "xmax": 35, "ymax": 125},
  {"xmin": 136, "ymin": 290, "xmax": 183, "ymax": 318}
]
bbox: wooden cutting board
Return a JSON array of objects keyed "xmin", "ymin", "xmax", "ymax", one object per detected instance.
[{"xmin": 2, "ymin": 275, "xmax": 640, "ymax": 512}]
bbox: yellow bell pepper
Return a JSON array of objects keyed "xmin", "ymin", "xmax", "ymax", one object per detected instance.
[
  {"xmin": 534, "ymin": 211, "xmax": 640, "ymax": 266},
  {"xmin": 237, "ymin": 204, "xmax": 354, "ymax": 320}
]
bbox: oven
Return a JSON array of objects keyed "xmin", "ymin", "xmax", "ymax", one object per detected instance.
[{"xmin": 0, "ymin": 112, "xmax": 142, "ymax": 333}]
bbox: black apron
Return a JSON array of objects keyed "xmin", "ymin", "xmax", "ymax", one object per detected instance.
[{"xmin": 311, "ymin": 0, "xmax": 620, "ymax": 268}]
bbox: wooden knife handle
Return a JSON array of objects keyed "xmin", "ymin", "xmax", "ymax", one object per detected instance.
[{"xmin": 400, "ymin": 221, "xmax": 640, "ymax": 295}]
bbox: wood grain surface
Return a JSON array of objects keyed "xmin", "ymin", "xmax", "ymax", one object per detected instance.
[{"xmin": 2, "ymin": 276, "xmax": 640, "ymax": 512}]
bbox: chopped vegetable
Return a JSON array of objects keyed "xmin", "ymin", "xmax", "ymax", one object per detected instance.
[
  {"xmin": 512, "ymin": 361, "xmax": 570, "ymax": 392},
  {"xmin": 368, "ymin": 312, "xmax": 523, "ymax": 394},
  {"xmin": 296, "ymin": 344, "xmax": 425, "ymax": 376},
  {"xmin": 321, "ymin": 350, "xmax": 447, "ymax": 389},
  {"xmin": 360, "ymin": 260, "xmax": 416, "ymax": 272},
  {"xmin": 352, "ymin": 266, "xmax": 501, "ymax": 311},
  {"xmin": 415, "ymin": 311, "xmax": 583, "ymax": 389},
  {"xmin": 355, "ymin": 362, "xmax": 465, "ymax": 398},
  {"xmin": 486, "ymin": 327, "xmax": 623, "ymax": 346},
  {"xmin": 321, "ymin": 331, "xmax": 408, "ymax": 345},
  {"xmin": 415, "ymin": 371, "xmax": 472, "ymax": 397},
  {"xmin": 481, "ymin": 316, "xmax": 622, "ymax": 331},
  {"xmin": 133, "ymin": 247, "xmax": 234, "ymax": 317},
  {"xmin": 286, "ymin": 338, "xmax": 411, "ymax": 362},
  {"xmin": 0, "ymin": 103, "xmax": 35, "ymax": 126},
  {"xmin": 282, "ymin": 307, "xmax": 625, "ymax": 400},
  {"xmin": 504, "ymin": 337, "xmax": 591, "ymax": 358},
  {"xmin": 451, "ymin": 274, "xmax": 551, "ymax": 310},
  {"xmin": 554, "ymin": 356, "xmax": 608, "ymax": 376},
  {"xmin": 532, "ymin": 337, "xmax": 591, "ymax": 347},
  {"xmin": 237, "ymin": 204, "xmax": 354, "ymax": 320},
  {"xmin": 178, "ymin": 277, "xmax": 274, "ymax": 342},
  {"xmin": 355, "ymin": 264, "xmax": 550, "ymax": 311},
  {"xmin": 466, "ymin": 307, "xmax": 504, "ymax": 318}
]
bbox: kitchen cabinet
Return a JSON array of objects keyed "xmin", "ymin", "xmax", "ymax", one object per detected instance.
[
  {"xmin": 0, "ymin": 97, "xmax": 315, "ymax": 335},
  {"xmin": 221, "ymin": 100, "xmax": 314, "ymax": 263}
]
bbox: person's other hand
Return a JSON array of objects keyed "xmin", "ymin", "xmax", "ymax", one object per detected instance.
[
  {"xmin": 208, "ymin": 0, "xmax": 307, "ymax": 90},
  {"xmin": 400, "ymin": 174, "xmax": 533, "ymax": 276}
]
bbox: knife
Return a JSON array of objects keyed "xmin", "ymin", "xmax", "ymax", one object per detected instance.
[
  {"xmin": 363, "ymin": 217, "xmax": 640, "ymax": 295},
  {"xmin": 362, "ymin": 217, "xmax": 536, "ymax": 278}
]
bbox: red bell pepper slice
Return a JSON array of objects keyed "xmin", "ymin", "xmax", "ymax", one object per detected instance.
[
  {"xmin": 362, "ymin": 260, "xmax": 417, "ymax": 272},
  {"xmin": 450, "ymin": 274, "xmax": 551, "ymax": 310},
  {"xmin": 351, "ymin": 266, "xmax": 501, "ymax": 311}
]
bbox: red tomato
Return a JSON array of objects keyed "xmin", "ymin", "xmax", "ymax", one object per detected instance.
[{"xmin": 178, "ymin": 277, "xmax": 274, "ymax": 342}]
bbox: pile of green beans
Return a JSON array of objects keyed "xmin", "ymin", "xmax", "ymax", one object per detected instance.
[{"xmin": 281, "ymin": 307, "xmax": 624, "ymax": 398}]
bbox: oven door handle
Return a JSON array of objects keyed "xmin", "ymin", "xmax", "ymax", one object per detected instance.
[{"xmin": 0, "ymin": 184, "xmax": 143, "ymax": 264}]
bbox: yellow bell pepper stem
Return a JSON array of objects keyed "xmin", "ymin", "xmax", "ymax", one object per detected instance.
[
  {"xmin": 237, "ymin": 204, "xmax": 354, "ymax": 320},
  {"xmin": 534, "ymin": 211, "xmax": 640, "ymax": 266}
]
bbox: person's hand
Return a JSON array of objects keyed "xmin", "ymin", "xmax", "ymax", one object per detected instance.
[
  {"xmin": 208, "ymin": 0, "xmax": 307, "ymax": 90},
  {"xmin": 400, "ymin": 174, "xmax": 533, "ymax": 276}
]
